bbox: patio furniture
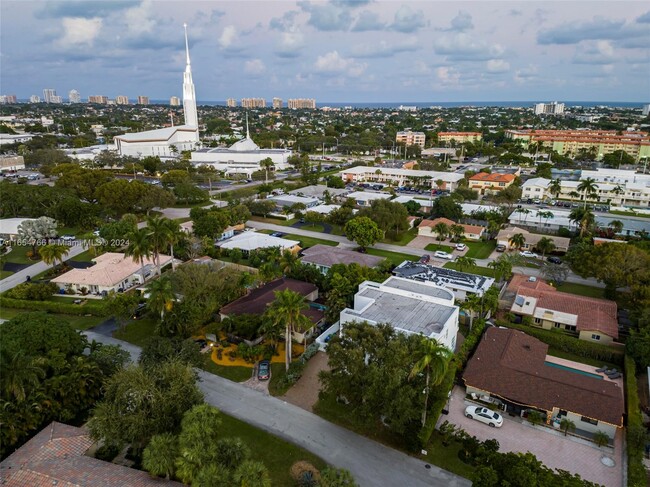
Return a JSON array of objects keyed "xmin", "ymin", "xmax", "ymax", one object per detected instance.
[
  {"xmin": 604, "ymin": 368, "xmax": 618, "ymax": 376},
  {"xmin": 607, "ymin": 372, "xmax": 622, "ymax": 379},
  {"xmin": 595, "ymin": 366, "xmax": 607, "ymax": 373}
]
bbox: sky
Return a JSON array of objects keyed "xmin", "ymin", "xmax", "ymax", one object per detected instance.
[{"xmin": 1, "ymin": 1, "xmax": 649, "ymax": 103}]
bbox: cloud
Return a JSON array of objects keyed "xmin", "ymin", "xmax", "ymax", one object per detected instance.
[
  {"xmin": 298, "ymin": 1, "xmax": 354, "ymax": 31},
  {"xmin": 244, "ymin": 59, "xmax": 266, "ymax": 75},
  {"xmin": 572, "ymin": 40, "xmax": 617, "ymax": 65},
  {"xmin": 435, "ymin": 66, "xmax": 461, "ymax": 86},
  {"xmin": 218, "ymin": 25, "xmax": 238, "ymax": 49},
  {"xmin": 270, "ymin": 10, "xmax": 299, "ymax": 31},
  {"xmin": 537, "ymin": 17, "xmax": 645, "ymax": 45},
  {"xmin": 509, "ymin": 9, "xmax": 523, "ymax": 17},
  {"xmin": 270, "ymin": 11, "xmax": 305, "ymax": 57},
  {"xmin": 433, "ymin": 33, "xmax": 504, "ymax": 61},
  {"xmin": 349, "ymin": 37, "xmax": 418, "ymax": 58},
  {"xmin": 36, "ymin": 0, "xmax": 135, "ymax": 19},
  {"xmin": 486, "ymin": 59, "xmax": 510, "ymax": 73},
  {"xmin": 332, "ymin": 0, "xmax": 372, "ymax": 7},
  {"xmin": 351, "ymin": 10, "xmax": 386, "ymax": 32},
  {"xmin": 637, "ymin": 11, "xmax": 650, "ymax": 23},
  {"xmin": 391, "ymin": 6, "xmax": 426, "ymax": 33},
  {"xmin": 449, "ymin": 11, "xmax": 473, "ymax": 32},
  {"xmin": 313, "ymin": 50, "xmax": 367, "ymax": 77},
  {"xmin": 57, "ymin": 17, "xmax": 102, "ymax": 48},
  {"xmin": 514, "ymin": 64, "xmax": 539, "ymax": 83}
]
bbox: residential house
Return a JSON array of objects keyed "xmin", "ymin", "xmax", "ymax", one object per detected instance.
[
  {"xmin": 218, "ymin": 231, "xmax": 300, "ymax": 256},
  {"xmin": 269, "ymin": 194, "xmax": 320, "ymax": 209},
  {"xmin": 301, "ymin": 244, "xmax": 385, "ymax": 274},
  {"xmin": 468, "ymin": 172, "xmax": 516, "ymax": 195},
  {"xmin": 463, "ymin": 327, "xmax": 623, "ymax": 439},
  {"xmin": 51, "ymin": 252, "xmax": 171, "ymax": 295},
  {"xmin": 497, "ymin": 227, "xmax": 570, "ymax": 253},
  {"xmin": 521, "ymin": 177, "xmax": 551, "ymax": 200},
  {"xmin": 0, "ymin": 218, "xmax": 36, "ymax": 239},
  {"xmin": 418, "ymin": 217, "xmax": 486, "ymax": 241},
  {"xmin": 339, "ymin": 166, "xmax": 464, "ymax": 191},
  {"xmin": 0, "ymin": 422, "xmax": 183, "ymax": 487},
  {"xmin": 345, "ymin": 191, "xmax": 392, "ymax": 208},
  {"xmin": 392, "ymin": 195, "xmax": 434, "ymax": 213},
  {"xmin": 181, "ymin": 221, "xmax": 245, "ymax": 241},
  {"xmin": 340, "ymin": 276, "xmax": 459, "ymax": 351},
  {"xmin": 507, "ymin": 274, "xmax": 618, "ymax": 343}
]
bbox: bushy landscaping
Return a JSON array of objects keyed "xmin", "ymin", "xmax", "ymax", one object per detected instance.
[{"xmin": 624, "ymin": 355, "xmax": 648, "ymax": 487}]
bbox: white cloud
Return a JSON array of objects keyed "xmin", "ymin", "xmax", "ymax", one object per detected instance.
[
  {"xmin": 58, "ymin": 17, "xmax": 102, "ymax": 48},
  {"xmin": 514, "ymin": 64, "xmax": 539, "ymax": 83},
  {"xmin": 313, "ymin": 50, "xmax": 367, "ymax": 77},
  {"xmin": 436, "ymin": 66, "xmax": 461, "ymax": 85},
  {"xmin": 573, "ymin": 40, "xmax": 617, "ymax": 65},
  {"xmin": 244, "ymin": 59, "xmax": 266, "ymax": 75},
  {"xmin": 434, "ymin": 33, "xmax": 504, "ymax": 61},
  {"xmin": 219, "ymin": 25, "xmax": 237, "ymax": 49},
  {"xmin": 349, "ymin": 37, "xmax": 418, "ymax": 58},
  {"xmin": 486, "ymin": 59, "xmax": 510, "ymax": 73},
  {"xmin": 124, "ymin": 0, "xmax": 155, "ymax": 35}
]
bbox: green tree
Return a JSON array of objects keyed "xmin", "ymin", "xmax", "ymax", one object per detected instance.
[
  {"xmin": 433, "ymin": 221, "xmax": 449, "ymax": 243},
  {"xmin": 344, "ymin": 216, "xmax": 382, "ymax": 251},
  {"xmin": 260, "ymin": 157, "xmax": 274, "ymax": 184},
  {"xmin": 535, "ymin": 237, "xmax": 556, "ymax": 258},
  {"xmin": 569, "ymin": 207, "xmax": 595, "ymax": 238},
  {"xmin": 0, "ymin": 351, "xmax": 44, "ymax": 402},
  {"xmin": 142, "ymin": 433, "xmax": 179, "ymax": 480},
  {"xmin": 461, "ymin": 293, "xmax": 483, "ymax": 331},
  {"xmin": 233, "ymin": 460, "xmax": 271, "ymax": 487},
  {"xmin": 549, "ymin": 179, "xmax": 562, "ymax": 200},
  {"xmin": 104, "ymin": 291, "xmax": 140, "ymax": 329},
  {"xmin": 265, "ymin": 289, "xmax": 312, "ymax": 371},
  {"xmin": 147, "ymin": 275, "xmax": 175, "ymax": 320},
  {"xmin": 560, "ymin": 418, "xmax": 576, "ymax": 436},
  {"xmin": 454, "ymin": 256, "xmax": 476, "ymax": 273},
  {"xmin": 593, "ymin": 431, "xmax": 610, "ymax": 448},
  {"xmin": 89, "ymin": 343, "xmax": 131, "ymax": 377},
  {"xmin": 38, "ymin": 243, "xmax": 69, "ymax": 266},
  {"xmin": 449, "ymin": 224, "xmax": 465, "ymax": 242},
  {"xmin": 147, "ymin": 215, "xmax": 173, "ymax": 275},
  {"xmin": 431, "ymin": 196, "xmax": 463, "ymax": 220},
  {"xmin": 125, "ymin": 227, "xmax": 153, "ymax": 283},
  {"xmin": 603, "ymin": 150, "xmax": 635, "ymax": 168},
  {"xmin": 576, "ymin": 177, "xmax": 599, "ymax": 208},
  {"xmin": 358, "ymin": 199, "xmax": 409, "ymax": 239},
  {"xmin": 320, "ymin": 468, "xmax": 359, "ymax": 487},
  {"xmin": 608, "ymin": 220, "xmax": 623, "ymax": 234}
]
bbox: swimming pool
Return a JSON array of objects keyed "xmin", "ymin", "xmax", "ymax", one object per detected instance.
[{"xmin": 543, "ymin": 361, "xmax": 603, "ymax": 380}]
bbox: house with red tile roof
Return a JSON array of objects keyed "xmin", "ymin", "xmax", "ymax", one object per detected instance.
[
  {"xmin": 507, "ymin": 275, "xmax": 618, "ymax": 343},
  {"xmin": 418, "ymin": 217, "xmax": 486, "ymax": 241},
  {"xmin": 468, "ymin": 172, "xmax": 516, "ymax": 195},
  {"xmin": 0, "ymin": 422, "xmax": 182, "ymax": 487},
  {"xmin": 463, "ymin": 327, "xmax": 623, "ymax": 440}
]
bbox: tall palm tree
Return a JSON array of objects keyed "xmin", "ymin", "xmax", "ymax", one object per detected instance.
[
  {"xmin": 577, "ymin": 177, "xmax": 599, "ymax": 208},
  {"xmin": 488, "ymin": 257, "xmax": 513, "ymax": 282},
  {"xmin": 549, "ymin": 179, "xmax": 562, "ymax": 201},
  {"xmin": 38, "ymin": 243, "xmax": 69, "ymax": 267},
  {"xmin": 433, "ymin": 222, "xmax": 449, "ymax": 243},
  {"xmin": 142, "ymin": 433, "xmax": 178, "ymax": 480},
  {"xmin": 535, "ymin": 237, "xmax": 556, "ymax": 258},
  {"xmin": 265, "ymin": 289, "xmax": 312, "ymax": 371},
  {"xmin": 146, "ymin": 215, "xmax": 173, "ymax": 275},
  {"xmin": 0, "ymin": 351, "xmax": 44, "ymax": 402},
  {"xmin": 508, "ymin": 233, "xmax": 526, "ymax": 250},
  {"xmin": 461, "ymin": 293, "xmax": 483, "ymax": 331},
  {"xmin": 536, "ymin": 210, "xmax": 554, "ymax": 229},
  {"xmin": 409, "ymin": 337, "xmax": 452, "ymax": 426},
  {"xmin": 608, "ymin": 220, "xmax": 624, "ymax": 235},
  {"xmin": 147, "ymin": 275, "xmax": 175, "ymax": 320},
  {"xmin": 454, "ymin": 256, "xmax": 476, "ymax": 273},
  {"xmin": 449, "ymin": 224, "xmax": 465, "ymax": 242},
  {"xmin": 560, "ymin": 418, "xmax": 576, "ymax": 436},
  {"xmin": 260, "ymin": 158, "xmax": 274, "ymax": 185},
  {"xmin": 515, "ymin": 208, "xmax": 530, "ymax": 225},
  {"xmin": 612, "ymin": 184, "xmax": 625, "ymax": 205},
  {"xmin": 163, "ymin": 219, "xmax": 182, "ymax": 272},
  {"xmin": 125, "ymin": 228, "xmax": 153, "ymax": 284},
  {"xmin": 569, "ymin": 207, "xmax": 595, "ymax": 238}
]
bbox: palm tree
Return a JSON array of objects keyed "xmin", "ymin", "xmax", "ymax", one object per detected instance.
[
  {"xmin": 233, "ymin": 460, "xmax": 272, "ymax": 487},
  {"xmin": 536, "ymin": 210, "xmax": 554, "ymax": 229},
  {"xmin": 260, "ymin": 157, "xmax": 274, "ymax": 185},
  {"xmin": 593, "ymin": 431, "xmax": 610, "ymax": 448},
  {"xmin": 38, "ymin": 243, "xmax": 69, "ymax": 267},
  {"xmin": 569, "ymin": 207, "xmax": 595, "ymax": 237},
  {"xmin": 449, "ymin": 224, "xmax": 465, "ymax": 242},
  {"xmin": 577, "ymin": 177, "xmax": 599, "ymax": 208},
  {"xmin": 535, "ymin": 237, "xmax": 555, "ymax": 258},
  {"xmin": 125, "ymin": 228, "xmax": 153, "ymax": 284},
  {"xmin": 146, "ymin": 215, "xmax": 173, "ymax": 275},
  {"xmin": 611, "ymin": 184, "xmax": 625, "ymax": 205},
  {"xmin": 515, "ymin": 207, "xmax": 530, "ymax": 225},
  {"xmin": 508, "ymin": 233, "xmax": 526, "ymax": 250},
  {"xmin": 147, "ymin": 275, "xmax": 175, "ymax": 320},
  {"xmin": 454, "ymin": 256, "xmax": 476, "ymax": 273},
  {"xmin": 568, "ymin": 190, "xmax": 580, "ymax": 203},
  {"xmin": 0, "ymin": 351, "xmax": 44, "ymax": 402},
  {"xmin": 408, "ymin": 337, "xmax": 452, "ymax": 426},
  {"xmin": 433, "ymin": 222, "xmax": 449, "ymax": 243},
  {"xmin": 560, "ymin": 418, "xmax": 576, "ymax": 436},
  {"xmin": 549, "ymin": 179, "xmax": 562, "ymax": 200},
  {"xmin": 142, "ymin": 433, "xmax": 178, "ymax": 480},
  {"xmin": 279, "ymin": 250, "xmax": 298, "ymax": 275},
  {"xmin": 461, "ymin": 293, "xmax": 483, "ymax": 331},
  {"xmin": 163, "ymin": 218, "xmax": 182, "ymax": 272},
  {"xmin": 608, "ymin": 220, "xmax": 623, "ymax": 235},
  {"xmin": 488, "ymin": 256, "xmax": 513, "ymax": 282},
  {"xmin": 265, "ymin": 289, "xmax": 312, "ymax": 371}
]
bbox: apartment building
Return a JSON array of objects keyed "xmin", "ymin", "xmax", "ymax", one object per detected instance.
[
  {"xmin": 42, "ymin": 89, "xmax": 57, "ymax": 103},
  {"xmin": 88, "ymin": 95, "xmax": 109, "ymax": 104},
  {"xmin": 226, "ymin": 98, "xmax": 237, "ymax": 108},
  {"xmin": 137, "ymin": 96, "xmax": 150, "ymax": 105},
  {"xmin": 0, "ymin": 95, "xmax": 17, "ymax": 104},
  {"xmin": 288, "ymin": 98, "xmax": 316, "ymax": 109},
  {"xmin": 505, "ymin": 129, "xmax": 650, "ymax": 162},
  {"xmin": 241, "ymin": 98, "xmax": 266, "ymax": 108},
  {"xmin": 170, "ymin": 96, "xmax": 181, "ymax": 106},
  {"xmin": 68, "ymin": 90, "xmax": 81, "ymax": 103},
  {"xmin": 115, "ymin": 96, "xmax": 129, "ymax": 105},
  {"xmin": 534, "ymin": 102, "xmax": 565, "ymax": 115},
  {"xmin": 437, "ymin": 132, "xmax": 483, "ymax": 144},
  {"xmin": 272, "ymin": 97, "xmax": 283, "ymax": 109},
  {"xmin": 396, "ymin": 131, "xmax": 426, "ymax": 148},
  {"xmin": 29, "ymin": 95, "xmax": 41, "ymax": 103},
  {"xmin": 468, "ymin": 172, "xmax": 516, "ymax": 194},
  {"xmin": 340, "ymin": 165, "xmax": 465, "ymax": 191}
]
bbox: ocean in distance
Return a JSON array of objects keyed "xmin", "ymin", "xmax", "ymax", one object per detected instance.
[{"xmin": 188, "ymin": 101, "xmax": 645, "ymax": 109}]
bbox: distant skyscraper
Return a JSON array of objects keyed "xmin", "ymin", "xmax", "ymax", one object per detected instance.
[
  {"xmin": 643, "ymin": 104, "xmax": 650, "ymax": 116},
  {"xmin": 29, "ymin": 95, "xmax": 41, "ymax": 103},
  {"xmin": 68, "ymin": 89, "xmax": 81, "ymax": 103},
  {"xmin": 0, "ymin": 95, "xmax": 17, "ymax": 104},
  {"xmin": 226, "ymin": 98, "xmax": 237, "ymax": 108},
  {"xmin": 288, "ymin": 98, "xmax": 316, "ymax": 109},
  {"xmin": 115, "ymin": 95, "xmax": 129, "ymax": 105},
  {"xmin": 51, "ymin": 95, "xmax": 63, "ymax": 104},
  {"xmin": 241, "ymin": 98, "xmax": 266, "ymax": 108},
  {"xmin": 170, "ymin": 96, "xmax": 181, "ymax": 106},
  {"xmin": 182, "ymin": 24, "xmax": 198, "ymax": 129},
  {"xmin": 88, "ymin": 95, "xmax": 108, "ymax": 104},
  {"xmin": 137, "ymin": 96, "xmax": 150, "ymax": 105},
  {"xmin": 43, "ymin": 89, "xmax": 57, "ymax": 103},
  {"xmin": 534, "ymin": 102, "xmax": 565, "ymax": 115},
  {"xmin": 272, "ymin": 97, "xmax": 283, "ymax": 109}
]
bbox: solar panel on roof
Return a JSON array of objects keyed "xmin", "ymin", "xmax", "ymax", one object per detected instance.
[{"xmin": 515, "ymin": 296, "xmax": 525, "ymax": 306}]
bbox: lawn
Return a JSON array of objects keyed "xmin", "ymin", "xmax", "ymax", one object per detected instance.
[
  {"xmin": 556, "ymin": 282, "xmax": 606, "ymax": 299},
  {"xmin": 424, "ymin": 243, "xmax": 455, "ymax": 253},
  {"xmin": 249, "ymin": 216, "xmax": 298, "ymax": 226},
  {"xmin": 218, "ymin": 411, "xmax": 327, "ymax": 486},
  {"xmin": 464, "ymin": 240, "xmax": 496, "ymax": 259},
  {"xmin": 1, "ymin": 245, "xmax": 39, "ymax": 265},
  {"xmin": 268, "ymin": 363, "xmax": 290, "ymax": 396},
  {"xmin": 282, "ymin": 234, "xmax": 338, "ymax": 248},
  {"xmin": 69, "ymin": 249, "xmax": 98, "ymax": 262},
  {"xmin": 366, "ymin": 248, "xmax": 417, "ymax": 266},
  {"xmin": 300, "ymin": 223, "xmax": 326, "ymax": 233},
  {"xmin": 113, "ymin": 317, "xmax": 157, "ymax": 346},
  {"xmin": 443, "ymin": 262, "xmax": 496, "ymax": 278},
  {"xmin": 201, "ymin": 356, "xmax": 253, "ymax": 383},
  {"xmin": 0, "ymin": 270, "xmax": 13, "ymax": 279},
  {"xmin": 381, "ymin": 228, "xmax": 418, "ymax": 246},
  {"xmin": 0, "ymin": 308, "xmax": 104, "ymax": 330},
  {"xmin": 423, "ymin": 431, "xmax": 475, "ymax": 479}
]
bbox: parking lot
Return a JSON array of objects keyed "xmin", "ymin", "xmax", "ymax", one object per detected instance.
[{"xmin": 440, "ymin": 387, "xmax": 623, "ymax": 487}]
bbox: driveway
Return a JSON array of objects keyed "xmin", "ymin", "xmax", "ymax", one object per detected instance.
[
  {"xmin": 83, "ymin": 332, "xmax": 470, "ymax": 487},
  {"xmin": 440, "ymin": 387, "xmax": 623, "ymax": 487},
  {"xmin": 281, "ymin": 351, "xmax": 330, "ymax": 411}
]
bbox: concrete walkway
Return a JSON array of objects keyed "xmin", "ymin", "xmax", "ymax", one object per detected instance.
[{"xmin": 83, "ymin": 332, "xmax": 470, "ymax": 487}]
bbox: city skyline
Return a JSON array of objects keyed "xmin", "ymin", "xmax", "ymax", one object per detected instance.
[{"xmin": 1, "ymin": 1, "xmax": 649, "ymax": 102}]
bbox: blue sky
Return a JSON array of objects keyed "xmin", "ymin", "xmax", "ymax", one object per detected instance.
[{"xmin": 1, "ymin": 1, "xmax": 649, "ymax": 102}]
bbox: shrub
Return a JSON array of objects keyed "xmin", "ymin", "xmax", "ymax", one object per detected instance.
[
  {"xmin": 5, "ymin": 282, "xmax": 58, "ymax": 301},
  {"xmin": 290, "ymin": 461, "xmax": 320, "ymax": 484},
  {"xmin": 625, "ymin": 355, "xmax": 647, "ymax": 487},
  {"xmin": 0, "ymin": 296, "xmax": 106, "ymax": 316},
  {"xmin": 95, "ymin": 444, "xmax": 120, "ymax": 462}
]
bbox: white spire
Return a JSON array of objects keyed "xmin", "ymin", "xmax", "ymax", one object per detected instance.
[
  {"xmin": 182, "ymin": 23, "xmax": 199, "ymax": 136},
  {"xmin": 183, "ymin": 23, "xmax": 191, "ymax": 68},
  {"xmin": 246, "ymin": 112, "xmax": 250, "ymax": 139}
]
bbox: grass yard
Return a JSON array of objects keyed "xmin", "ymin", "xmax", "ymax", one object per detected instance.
[
  {"xmin": 443, "ymin": 262, "xmax": 496, "ymax": 278},
  {"xmin": 218, "ymin": 411, "xmax": 327, "ymax": 485},
  {"xmin": 300, "ymin": 223, "xmax": 326, "ymax": 233},
  {"xmin": 381, "ymin": 228, "xmax": 418, "ymax": 246},
  {"xmin": 464, "ymin": 240, "xmax": 496, "ymax": 259},
  {"xmin": 268, "ymin": 363, "xmax": 290, "ymax": 396},
  {"xmin": 424, "ymin": 243, "xmax": 455, "ymax": 253},
  {"xmin": 423, "ymin": 431, "xmax": 475, "ymax": 479},
  {"xmin": 69, "ymin": 249, "xmax": 98, "ymax": 262},
  {"xmin": 282, "ymin": 234, "xmax": 338, "ymax": 248},
  {"xmin": 0, "ymin": 270, "xmax": 13, "ymax": 279},
  {"xmin": 366, "ymin": 248, "xmax": 417, "ymax": 266},
  {"xmin": 249, "ymin": 216, "xmax": 298, "ymax": 226},
  {"xmin": 0, "ymin": 308, "xmax": 104, "ymax": 330},
  {"xmin": 1, "ymin": 245, "xmax": 39, "ymax": 265},
  {"xmin": 113, "ymin": 317, "xmax": 157, "ymax": 346},
  {"xmin": 556, "ymin": 282, "xmax": 606, "ymax": 299},
  {"xmin": 201, "ymin": 356, "xmax": 253, "ymax": 383}
]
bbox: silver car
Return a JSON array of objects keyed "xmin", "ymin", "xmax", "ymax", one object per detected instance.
[{"xmin": 465, "ymin": 405, "xmax": 504, "ymax": 428}]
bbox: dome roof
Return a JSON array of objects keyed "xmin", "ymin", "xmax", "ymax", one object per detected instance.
[{"xmin": 229, "ymin": 136, "xmax": 260, "ymax": 152}]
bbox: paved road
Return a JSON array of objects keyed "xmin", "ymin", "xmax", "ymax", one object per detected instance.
[
  {"xmin": 83, "ymin": 331, "xmax": 470, "ymax": 487},
  {"xmin": 0, "ymin": 244, "xmax": 86, "ymax": 293}
]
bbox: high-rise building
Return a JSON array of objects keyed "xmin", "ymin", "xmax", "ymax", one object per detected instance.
[
  {"xmin": 534, "ymin": 102, "xmax": 565, "ymax": 115},
  {"xmin": 396, "ymin": 131, "xmax": 426, "ymax": 148},
  {"xmin": 88, "ymin": 95, "xmax": 109, "ymax": 104},
  {"xmin": 115, "ymin": 95, "xmax": 129, "ymax": 105},
  {"xmin": 241, "ymin": 98, "xmax": 266, "ymax": 108},
  {"xmin": 43, "ymin": 89, "xmax": 57, "ymax": 103},
  {"xmin": 288, "ymin": 98, "xmax": 316, "ymax": 109},
  {"xmin": 51, "ymin": 95, "xmax": 63, "ymax": 104},
  {"xmin": 29, "ymin": 95, "xmax": 41, "ymax": 103},
  {"xmin": 272, "ymin": 97, "xmax": 283, "ymax": 109},
  {"xmin": 226, "ymin": 98, "xmax": 237, "ymax": 108},
  {"xmin": 0, "ymin": 95, "xmax": 17, "ymax": 104},
  {"xmin": 643, "ymin": 104, "xmax": 650, "ymax": 116},
  {"xmin": 170, "ymin": 96, "xmax": 181, "ymax": 106},
  {"xmin": 137, "ymin": 96, "xmax": 150, "ymax": 105},
  {"xmin": 68, "ymin": 89, "xmax": 81, "ymax": 103}
]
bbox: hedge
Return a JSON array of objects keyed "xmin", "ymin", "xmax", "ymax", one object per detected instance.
[
  {"xmin": 497, "ymin": 320, "xmax": 624, "ymax": 366},
  {"xmin": 625, "ymin": 355, "xmax": 647, "ymax": 487},
  {"xmin": 0, "ymin": 297, "xmax": 106, "ymax": 316}
]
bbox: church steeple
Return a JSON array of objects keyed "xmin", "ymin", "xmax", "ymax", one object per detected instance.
[
  {"xmin": 182, "ymin": 23, "xmax": 199, "ymax": 136},
  {"xmin": 246, "ymin": 112, "xmax": 250, "ymax": 139}
]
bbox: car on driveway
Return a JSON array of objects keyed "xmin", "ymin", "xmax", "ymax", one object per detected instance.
[
  {"xmin": 465, "ymin": 405, "xmax": 504, "ymax": 428},
  {"xmin": 547, "ymin": 256, "xmax": 562, "ymax": 264},
  {"xmin": 496, "ymin": 244, "xmax": 506, "ymax": 252},
  {"xmin": 519, "ymin": 251, "xmax": 539, "ymax": 259},
  {"xmin": 270, "ymin": 232, "xmax": 285, "ymax": 237},
  {"xmin": 419, "ymin": 254, "xmax": 431, "ymax": 264},
  {"xmin": 455, "ymin": 243, "xmax": 467, "ymax": 251},
  {"xmin": 434, "ymin": 250, "xmax": 454, "ymax": 260},
  {"xmin": 257, "ymin": 360, "xmax": 270, "ymax": 381}
]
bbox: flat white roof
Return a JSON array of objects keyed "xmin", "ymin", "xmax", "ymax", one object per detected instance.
[
  {"xmin": 346, "ymin": 191, "xmax": 392, "ymax": 201},
  {"xmin": 0, "ymin": 218, "xmax": 35, "ymax": 236},
  {"xmin": 341, "ymin": 165, "xmax": 464, "ymax": 182},
  {"xmin": 269, "ymin": 194, "xmax": 320, "ymax": 206},
  {"xmin": 219, "ymin": 232, "xmax": 300, "ymax": 252}
]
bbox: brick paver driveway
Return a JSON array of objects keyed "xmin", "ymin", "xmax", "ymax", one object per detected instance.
[{"xmin": 440, "ymin": 387, "xmax": 623, "ymax": 487}]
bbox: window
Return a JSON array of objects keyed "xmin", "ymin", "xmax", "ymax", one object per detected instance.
[
  {"xmin": 554, "ymin": 323, "xmax": 561, "ymax": 328},
  {"xmin": 534, "ymin": 318, "xmax": 542, "ymax": 324},
  {"xmin": 580, "ymin": 416, "xmax": 598, "ymax": 425},
  {"xmin": 566, "ymin": 325, "xmax": 577, "ymax": 332},
  {"xmin": 591, "ymin": 334, "xmax": 601, "ymax": 341}
]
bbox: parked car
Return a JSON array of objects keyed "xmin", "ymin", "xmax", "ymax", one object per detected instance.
[
  {"xmin": 496, "ymin": 244, "xmax": 506, "ymax": 252},
  {"xmin": 419, "ymin": 254, "xmax": 431, "ymax": 264},
  {"xmin": 60, "ymin": 235, "xmax": 75, "ymax": 241},
  {"xmin": 455, "ymin": 243, "xmax": 467, "ymax": 251},
  {"xmin": 547, "ymin": 256, "xmax": 562, "ymax": 264},
  {"xmin": 465, "ymin": 405, "xmax": 504, "ymax": 428},
  {"xmin": 132, "ymin": 303, "xmax": 147, "ymax": 320},
  {"xmin": 520, "ymin": 251, "xmax": 539, "ymax": 259},
  {"xmin": 257, "ymin": 360, "xmax": 270, "ymax": 381},
  {"xmin": 434, "ymin": 250, "xmax": 454, "ymax": 260}
]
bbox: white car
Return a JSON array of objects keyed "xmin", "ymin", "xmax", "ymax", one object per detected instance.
[
  {"xmin": 434, "ymin": 250, "xmax": 454, "ymax": 260},
  {"xmin": 519, "ymin": 251, "xmax": 539, "ymax": 259},
  {"xmin": 465, "ymin": 406, "xmax": 504, "ymax": 428},
  {"xmin": 455, "ymin": 243, "xmax": 467, "ymax": 251},
  {"xmin": 60, "ymin": 235, "xmax": 76, "ymax": 242}
]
